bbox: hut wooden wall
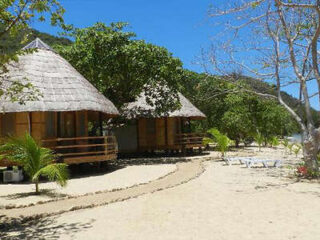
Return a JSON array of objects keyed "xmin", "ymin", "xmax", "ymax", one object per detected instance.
[
  {"xmin": 113, "ymin": 121, "xmax": 138, "ymax": 152},
  {"xmin": 156, "ymin": 118, "xmax": 166, "ymax": 147},
  {"xmin": 0, "ymin": 112, "xmax": 46, "ymax": 141},
  {"xmin": 137, "ymin": 117, "xmax": 182, "ymax": 150},
  {"xmin": 0, "ymin": 111, "xmax": 89, "ymax": 141}
]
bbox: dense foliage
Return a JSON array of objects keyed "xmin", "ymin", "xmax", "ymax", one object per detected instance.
[
  {"xmin": 0, "ymin": 27, "xmax": 72, "ymax": 55},
  {"xmin": 58, "ymin": 22, "xmax": 184, "ymax": 114},
  {"xmin": 180, "ymin": 71, "xmax": 300, "ymax": 145}
]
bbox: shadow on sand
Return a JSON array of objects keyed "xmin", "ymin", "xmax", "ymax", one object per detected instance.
[
  {"xmin": 114, "ymin": 151, "xmax": 210, "ymax": 167},
  {"xmin": 0, "ymin": 215, "xmax": 94, "ymax": 240},
  {"xmin": 1, "ymin": 189, "xmax": 68, "ymax": 201}
]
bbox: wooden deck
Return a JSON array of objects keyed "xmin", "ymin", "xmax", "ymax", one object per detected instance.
[
  {"xmin": 175, "ymin": 133, "xmax": 205, "ymax": 149},
  {"xmin": 42, "ymin": 136, "xmax": 118, "ymax": 164},
  {"xmin": 138, "ymin": 133, "xmax": 205, "ymax": 152}
]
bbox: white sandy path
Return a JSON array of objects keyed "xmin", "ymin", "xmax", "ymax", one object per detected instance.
[
  {"xmin": 31, "ymin": 157, "xmax": 320, "ymax": 240},
  {"xmin": 0, "ymin": 164, "xmax": 176, "ymax": 207}
]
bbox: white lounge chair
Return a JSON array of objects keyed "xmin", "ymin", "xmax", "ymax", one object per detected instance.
[
  {"xmin": 243, "ymin": 158, "xmax": 281, "ymax": 168},
  {"xmin": 224, "ymin": 157, "xmax": 281, "ymax": 168},
  {"xmin": 224, "ymin": 156, "xmax": 248, "ymax": 165}
]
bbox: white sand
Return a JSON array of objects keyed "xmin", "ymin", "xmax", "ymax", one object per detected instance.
[
  {"xmin": 12, "ymin": 147, "xmax": 320, "ymax": 240},
  {"xmin": 0, "ymin": 164, "xmax": 176, "ymax": 207}
]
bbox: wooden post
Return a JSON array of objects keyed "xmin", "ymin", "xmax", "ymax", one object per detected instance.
[
  {"xmin": 99, "ymin": 112, "xmax": 103, "ymax": 136},
  {"xmin": 136, "ymin": 119, "xmax": 140, "ymax": 152},
  {"xmin": 27, "ymin": 112, "xmax": 32, "ymax": 135},
  {"xmin": 180, "ymin": 118, "xmax": 184, "ymax": 133},
  {"xmin": 73, "ymin": 112, "xmax": 77, "ymax": 137},
  {"xmin": 165, "ymin": 117, "xmax": 168, "ymax": 150},
  {"xmin": 57, "ymin": 112, "xmax": 61, "ymax": 138},
  {"xmin": 187, "ymin": 118, "xmax": 191, "ymax": 133}
]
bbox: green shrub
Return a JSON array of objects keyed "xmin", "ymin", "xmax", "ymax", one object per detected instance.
[{"xmin": 203, "ymin": 128, "xmax": 232, "ymax": 157}]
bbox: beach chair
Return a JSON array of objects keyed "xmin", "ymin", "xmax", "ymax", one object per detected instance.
[
  {"xmin": 244, "ymin": 158, "xmax": 281, "ymax": 168},
  {"xmin": 224, "ymin": 156, "xmax": 247, "ymax": 166}
]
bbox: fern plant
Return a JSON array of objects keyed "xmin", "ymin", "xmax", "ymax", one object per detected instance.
[
  {"xmin": 0, "ymin": 133, "xmax": 69, "ymax": 194},
  {"xmin": 203, "ymin": 128, "xmax": 232, "ymax": 157}
]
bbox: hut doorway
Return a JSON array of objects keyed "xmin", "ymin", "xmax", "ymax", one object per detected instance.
[{"xmin": 59, "ymin": 112, "xmax": 76, "ymax": 138}]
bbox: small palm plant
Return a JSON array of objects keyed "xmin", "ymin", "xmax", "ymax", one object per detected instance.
[
  {"xmin": 203, "ymin": 128, "xmax": 232, "ymax": 158},
  {"xmin": 282, "ymin": 138, "xmax": 289, "ymax": 153},
  {"xmin": 293, "ymin": 144, "xmax": 302, "ymax": 157},
  {"xmin": 288, "ymin": 143, "xmax": 295, "ymax": 154},
  {"xmin": 268, "ymin": 136, "xmax": 280, "ymax": 148},
  {"xmin": 254, "ymin": 132, "xmax": 264, "ymax": 151},
  {"xmin": 0, "ymin": 133, "xmax": 69, "ymax": 194}
]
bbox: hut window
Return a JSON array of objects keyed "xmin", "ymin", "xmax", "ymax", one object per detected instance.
[
  {"xmin": 1, "ymin": 113, "xmax": 16, "ymax": 136},
  {"xmin": 146, "ymin": 119, "xmax": 156, "ymax": 134},
  {"xmin": 45, "ymin": 112, "xmax": 56, "ymax": 138}
]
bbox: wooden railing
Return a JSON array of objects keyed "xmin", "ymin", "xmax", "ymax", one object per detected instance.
[
  {"xmin": 175, "ymin": 133, "xmax": 205, "ymax": 148},
  {"xmin": 42, "ymin": 136, "xmax": 118, "ymax": 164}
]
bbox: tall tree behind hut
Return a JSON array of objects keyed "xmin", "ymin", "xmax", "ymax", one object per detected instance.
[{"xmin": 58, "ymin": 22, "xmax": 184, "ymax": 115}]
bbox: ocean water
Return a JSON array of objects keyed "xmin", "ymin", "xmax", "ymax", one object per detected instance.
[{"xmin": 289, "ymin": 133, "xmax": 302, "ymax": 143}]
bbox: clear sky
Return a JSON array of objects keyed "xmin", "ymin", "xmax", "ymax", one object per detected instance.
[
  {"xmin": 31, "ymin": 0, "xmax": 214, "ymax": 73},
  {"xmin": 30, "ymin": 0, "xmax": 319, "ymax": 110}
]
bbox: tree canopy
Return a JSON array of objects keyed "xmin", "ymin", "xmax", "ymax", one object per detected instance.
[
  {"xmin": 58, "ymin": 22, "xmax": 184, "ymax": 114},
  {"xmin": 179, "ymin": 71, "xmax": 299, "ymax": 145}
]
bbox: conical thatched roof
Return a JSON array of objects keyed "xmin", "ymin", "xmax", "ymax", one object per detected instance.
[
  {"xmin": 123, "ymin": 90, "xmax": 206, "ymax": 119},
  {"xmin": 0, "ymin": 38, "xmax": 119, "ymax": 116}
]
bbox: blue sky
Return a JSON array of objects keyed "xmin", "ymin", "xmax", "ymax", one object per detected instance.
[
  {"xmin": 31, "ymin": 0, "xmax": 214, "ymax": 72},
  {"xmin": 30, "ymin": 0, "xmax": 319, "ymax": 110}
]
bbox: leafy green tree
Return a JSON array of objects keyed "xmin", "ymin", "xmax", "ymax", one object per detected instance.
[
  {"xmin": 221, "ymin": 92, "xmax": 255, "ymax": 147},
  {"xmin": 0, "ymin": 0, "xmax": 68, "ymax": 104},
  {"xmin": 58, "ymin": 22, "xmax": 183, "ymax": 113},
  {"xmin": 180, "ymin": 72, "xmax": 299, "ymax": 145},
  {"xmin": 0, "ymin": 133, "xmax": 68, "ymax": 194},
  {"xmin": 203, "ymin": 128, "xmax": 232, "ymax": 157},
  {"xmin": 255, "ymin": 100, "xmax": 297, "ymax": 141}
]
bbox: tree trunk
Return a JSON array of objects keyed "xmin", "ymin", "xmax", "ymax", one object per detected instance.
[
  {"xmin": 303, "ymin": 132, "xmax": 319, "ymax": 175},
  {"xmin": 35, "ymin": 182, "xmax": 39, "ymax": 194},
  {"xmin": 235, "ymin": 139, "xmax": 240, "ymax": 148}
]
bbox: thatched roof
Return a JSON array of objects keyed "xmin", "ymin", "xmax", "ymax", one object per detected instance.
[
  {"xmin": 0, "ymin": 38, "xmax": 119, "ymax": 116},
  {"xmin": 123, "ymin": 90, "xmax": 206, "ymax": 119}
]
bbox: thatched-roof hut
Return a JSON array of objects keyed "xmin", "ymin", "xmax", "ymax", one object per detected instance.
[
  {"xmin": 115, "ymin": 89, "xmax": 206, "ymax": 154},
  {"xmin": 0, "ymin": 38, "xmax": 119, "ymax": 166}
]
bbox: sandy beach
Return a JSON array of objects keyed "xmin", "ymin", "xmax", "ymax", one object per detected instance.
[
  {"xmin": 0, "ymin": 164, "xmax": 176, "ymax": 207},
  {"xmin": 2, "ymin": 147, "xmax": 320, "ymax": 240}
]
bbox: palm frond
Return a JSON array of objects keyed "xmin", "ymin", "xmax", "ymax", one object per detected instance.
[
  {"xmin": 203, "ymin": 137, "xmax": 214, "ymax": 145},
  {"xmin": 0, "ymin": 133, "xmax": 67, "ymax": 193},
  {"xmin": 206, "ymin": 128, "xmax": 232, "ymax": 155},
  {"xmin": 33, "ymin": 163, "xmax": 69, "ymax": 187}
]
